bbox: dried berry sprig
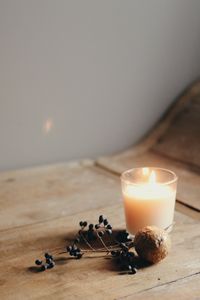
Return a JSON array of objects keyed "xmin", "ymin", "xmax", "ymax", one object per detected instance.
[
  {"xmin": 34, "ymin": 216, "xmax": 171, "ymax": 274},
  {"xmin": 112, "ymin": 250, "xmax": 137, "ymax": 274},
  {"xmin": 34, "ymin": 215, "xmax": 137, "ymax": 273},
  {"xmin": 64, "ymin": 215, "xmax": 137, "ymax": 274},
  {"xmin": 35, "ymin": 252, "xmax": 55, "ymax": 271}
]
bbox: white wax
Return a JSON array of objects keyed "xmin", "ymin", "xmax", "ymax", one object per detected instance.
[{"xmin": 123, "ymin": 183, "xmax": 176, "ymax": 234}]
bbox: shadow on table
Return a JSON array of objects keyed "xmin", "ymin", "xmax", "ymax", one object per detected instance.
[{"xmin": 28, "ymin": 229, "xmax": 152, "ymax": 274}]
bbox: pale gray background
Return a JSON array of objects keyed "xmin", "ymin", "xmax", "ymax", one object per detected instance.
[{"xmin": 0, "ymin": 0, "xmax": 200, "ymax": 171}]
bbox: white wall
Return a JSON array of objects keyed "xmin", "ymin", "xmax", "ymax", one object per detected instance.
[{"xmin": 0, "ymin": 0, "xmax": 200, "ymax": 170}]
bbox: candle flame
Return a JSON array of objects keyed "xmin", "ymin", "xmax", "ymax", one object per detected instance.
[
  {"xmin": 149, "ymin": 171, "xmax": 156, "ymax": 184},
  {"xmin": 142, "ymin": 167, "xmax": 149, "ymax": 176}
]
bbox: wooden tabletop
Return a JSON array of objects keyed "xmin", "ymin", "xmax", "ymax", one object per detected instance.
[
  {"xmin": 0, "ymin": 81, "xmax": 200, "ymax": 299},
  {"xmin": 0, "ymin": 160, "xmax": 199, "ymax": 300}
]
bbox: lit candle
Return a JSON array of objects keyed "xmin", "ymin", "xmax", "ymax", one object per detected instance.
[{"xmin": 121, "ymin": 167, "xmax": 178, "ymax": 235}]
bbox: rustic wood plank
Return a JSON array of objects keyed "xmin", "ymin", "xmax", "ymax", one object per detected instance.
[
  {"xmin": 0, "ymin": 202, "xmax": 199, "ymax": 300},
  {"xmin": 153, "ymin": 95, "xmax": 200, "ymax": 168},
  {"xmin": 97, "ymin": 150, "xmax": 200, "ymax": 212},
  {"xmin": 0, "ymin": 160, "xmax": 122, "ymax": 231},
  {"xmin": 105, "ymin": 80, "xmax": 200, "ymax": 159},
  {"xmin": 117, "ymin": 273, "xmax": 200, "ymax": 300},
  {"xmin": 175, "ymin": 201, "xmax": 200, "ymax": 221}
]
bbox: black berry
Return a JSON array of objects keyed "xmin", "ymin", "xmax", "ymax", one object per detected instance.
[
  {"xmin": 106, "ymin": 229, "xmax": 112, "ymax": 235},
  {"xmin": 98, "ymin": 231, "xmax": 104, "ymax": 237},
  {"xmin": 103, "ymin": 219, "xmax": 108, "ymax": 226},
  {"xmin": 89, "ymin": 224, "xmax": 94, "ymax": 230},
  {"xmin": 40, "ymin": 265, "xmax": 47, "ymax": 271},
  {"xmin": 131, "ymin": 267, "xmax": 137, "ymax": 274},
  {"xmin": 35, "ymin": 259, "xmax": 42, "ymax": 265},
  {"xmin": 47, "ymin": 262, "xmax": 55, "ymax": 269},
  {"xmin": 106, "ymin": 224, "xmax": 112, "ymax": 230},
  {"xmin": 44, "ymin": 253, "xmax": 49, "ymax": 259},
  {"xmin": 99, "ymin": 215, "xmax": 104, "ymax": 223},
  {"xmin": 83, "ymin": 221, "xmax": 87, "ymax": 227},
  {"xmin": 67, "ymin": 245, "xmax": 72, "ymax": 252},
  {"xmin": 46, "ymin": 258, "xmax": 52, "ymax": 264}
]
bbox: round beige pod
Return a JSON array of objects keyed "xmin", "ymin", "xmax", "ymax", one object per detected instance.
[{"xmin": 134, "ymin": 226, "xmax": 171, "ymax": 264}]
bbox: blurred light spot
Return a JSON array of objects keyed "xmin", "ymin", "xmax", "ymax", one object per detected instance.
[
  {"xmin": 43, "ymin": 118, "xmax": 54, "ymax": 134},
  {"xmin": 142, "ymin": 167, "xmax": 149, "ymax": 176}
]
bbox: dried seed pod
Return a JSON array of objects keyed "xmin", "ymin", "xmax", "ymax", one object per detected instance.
[{"xmin": 134, "ymin": 226, "xmax": 171, "ymax": 264}]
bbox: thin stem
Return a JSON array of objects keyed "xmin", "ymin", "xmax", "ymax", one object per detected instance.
[
  {"xmin": 49, "ymin": 240, "xmax": 129, "ymax": 254},
  {"xmin": 79, "ymin": 230, "xmax": 95, "ymax": 251},
  {"xmin": 58, "ymin": 247, "xmax": 121, "ymax": 254},
  {"xmin": 49, "ymin": 236, "xmax": 133, "ymax": 255},
  {"xmin": 97, "ymin": 234, "xmax": 110, "ymax": 252}
]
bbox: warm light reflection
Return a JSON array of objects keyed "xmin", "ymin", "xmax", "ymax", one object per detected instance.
[
  {"xmin": 43, "ymin": 118, "xmax": 54, "ymax": 134},
  {"xmin": 149, "ymin": 171, "xmax": 156, "ymax": 184},
  {"xmin": 142, "ymin": 167, "xmax": 149, "ymax": 176}
]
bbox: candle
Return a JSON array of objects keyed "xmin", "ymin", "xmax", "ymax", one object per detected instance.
[{"xmin": 121, "ymin": 167, "xmax": 178, "ymax": 235}]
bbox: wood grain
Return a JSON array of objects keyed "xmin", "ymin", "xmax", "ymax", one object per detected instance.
[
  {"xmin": 117, "ymin": 273, "xmax": 200, "ymax": 300},
  {"xmin": 0, "ymin": 160, "xmax": 121, "ymax": 231},
  {"xmin": 1, "ymin": 80, "xmax": 200, "ymax": 299},
  {"xmin": 0, "ymin": 203, "xmax": 199, "ymax": 300}
]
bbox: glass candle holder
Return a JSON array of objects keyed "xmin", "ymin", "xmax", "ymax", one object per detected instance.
[{"xmin": 121, "ymin": 167, "xmax": 178, "ymax": 235}]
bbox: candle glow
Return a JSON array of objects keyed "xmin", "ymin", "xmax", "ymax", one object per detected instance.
[{"xmin": 121, "ymin": 168, "xmax": 177, "ymax": 234}]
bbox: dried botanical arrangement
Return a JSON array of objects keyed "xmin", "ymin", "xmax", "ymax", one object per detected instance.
[{"xmin": 34, "ymin": 215, "xmax": 171, "ymax": 275}]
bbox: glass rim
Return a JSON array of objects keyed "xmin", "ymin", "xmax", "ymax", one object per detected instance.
[{"xmin": 121, "ymin": 167, "xmax": 178, "ymax": 186}]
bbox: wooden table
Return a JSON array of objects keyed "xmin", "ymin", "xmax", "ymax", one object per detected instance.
[{"xmin": 0, "ymin": 82, "xmax": 200, "ymax": 299}]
